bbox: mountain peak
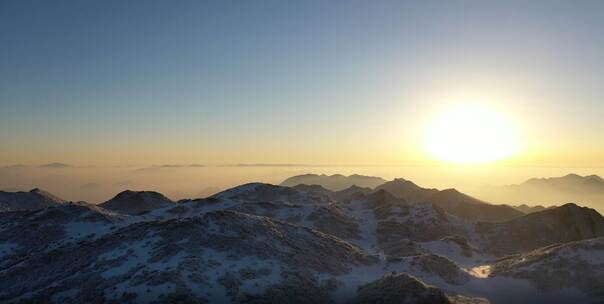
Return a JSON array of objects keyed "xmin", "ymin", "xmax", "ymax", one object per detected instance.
[
  {"xmin": 0, "ymin": 188, "xmax": 65, "ymax": 211},
  {"xmin": 559, "ymin": 202, "xmax": 580, "ymax": 208},
  {"xmin": 99, "ymin": 190, "xmax": 174, "ymax": 215},
  {"xmin": 563, "ymin": 173, "xmax": 583, "ymax": 180},
  {"xmin": 439, "ymin": 188, "xmax": 463, "ymax": 195},
  {"xmin": 29, "ymin": 188, "xmax": 66, "ymax": 202}
]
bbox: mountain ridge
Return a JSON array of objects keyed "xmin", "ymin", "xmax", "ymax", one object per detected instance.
[
  {"xmin": 2, "ymin": 179, "xmax": 604, "ymax": 303},
  {"xmin": 0, "ymin": 188, "xmax": 66, "ymax": 211}
]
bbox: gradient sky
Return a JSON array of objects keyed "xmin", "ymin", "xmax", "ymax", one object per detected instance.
[{"xmin": 2, "ymin": 0, "xmax": 604, "ymax": 167}]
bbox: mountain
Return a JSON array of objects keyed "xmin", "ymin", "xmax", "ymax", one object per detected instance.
[
  {"xmin": 474, "ymin": 203, "xmax": 604, "ymax": 256},
  {"xmin": 0, "ymin": 210, "xmax": 377, "ymax": 303},
  {"xmin": 424, "ymin": 189, "xmax": 523, "ymax": 222},
  {"xmin": 375, "ymin": 178, "xmax": 438, "ymax": 203},
  {"xmin": 492, "ymin": 237, "xmax": 604, "ymax": 298},
  {"xmin": 522, "ymin": 173, "xmax": 604, "ymax": 192},
  {"xmin": 332, "ymin": 185, "xmax": 373, "ymax": 202},
  {"xmin": 213, "ymin": 182, "xmax": 333, "ymax": 206},
  {"xmin": 353, "ymin": 273, "xmax": 489, "ymax": 304},
  {"xmin": 39, "ymin": 162, "xmax": 70, "ymax": 168},
  {"xmin": 0, "ymin": 188, "xmax": 66, "ymax": 211},
  {"xmin": 0, "ymin": 202, "xmax": 126, "ymax": 267},
  {"xmin": 99, "ymin": 190, "xmax": 175, "ymax": 215},
  {"xmin": 375, "ymin": 179, "xmax": 523, "ymax": 222},
  {"xmin": 147, "ymin": 183, "xmax": 361, "ymax": 241},
  {"xmin": 512, "ymin": 204, "xmax": 554, "ymax": 214},
  {"xmin": 2, "ymin": 181, "xmax": 604, "ymax": 303},
  {"xmin": 153, "ymin": 183, "xmax": 602, "ymax": 260},
  {"xmin": 0, "ymin": 206, "xmax": 482, "ymax": 303},
  {"xmin": 475, "ymin": 173, "xmax": 604, "ymax": 213},
  {"xmin": 280, "ymin": 174, "xmax": 387, "ymax": 191}
]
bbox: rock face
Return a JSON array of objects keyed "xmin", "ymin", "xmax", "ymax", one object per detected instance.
[
  {"xmin": 99, "ymin": 190, "xmax": 175, "ymax": 215},
  {"xmin": 0, "ymin": 188, "xmax": 65, "ymax": 211},
  {"xmin": 280, "ymin": 174, "xmax": 387, "ymax": 191}
]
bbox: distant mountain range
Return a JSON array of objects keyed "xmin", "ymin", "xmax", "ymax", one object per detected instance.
[
  {"xmin": 475, "ymin": 173, "xmax": 604, "ymax": 213},
  {"xmin": 281, "ymin": 173, "xmax": 387, "ymax": 190},
  {"xmin": 1, "ymin": 175, "xmax": 604, "ymax": 303}
]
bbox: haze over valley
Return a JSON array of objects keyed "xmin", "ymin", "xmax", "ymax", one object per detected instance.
[{"xmin": 2, "ymin": 165, "xmax": 603, "ymax": 213}]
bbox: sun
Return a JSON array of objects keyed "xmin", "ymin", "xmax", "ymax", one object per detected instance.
[{"xmin": 423, "ymin": 104, "xmax": 519, "ymax": 164}]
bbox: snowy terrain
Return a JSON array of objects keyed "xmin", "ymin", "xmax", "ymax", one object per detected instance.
[{"xmin": 1, "ymin": 176, "xmax": 603, "ymax": 303}]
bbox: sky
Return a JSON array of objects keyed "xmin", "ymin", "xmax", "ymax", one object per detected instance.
[{"xmin": 1, "ymin": 1, "xmax": 604, "ymax": 201}]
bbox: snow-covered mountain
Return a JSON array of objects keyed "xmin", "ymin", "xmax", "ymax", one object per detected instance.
[
  {"xmin": 0, "ymin": 188, "xmax": 65, "ymax": 211},
  {"xmin": 0, "ymin": 202, "xmax": 127, "ymax": 268},
  {"xmin": 0, "ymin": 210, "xmax": 375, "ymax": 303},
  {"xmin": 492, "ymin": 237, "xmax": 604, "ymax": 298},
  {"xmin": 1, "ymin": 179, "xmax": 604, "ymax": 303},
  {"xmin": 286, "ymin": 176, "xmax": 524, "ymax": 222}
]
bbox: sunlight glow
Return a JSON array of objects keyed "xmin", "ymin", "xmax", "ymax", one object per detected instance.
[{"xmin": 424, "ymin": 104, "xmax": 519, "ymax": 164}]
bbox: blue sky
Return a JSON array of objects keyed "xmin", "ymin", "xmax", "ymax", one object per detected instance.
[{"xmin": 1, "ymin": 0, "xmax": 604, "ymax": 166}]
